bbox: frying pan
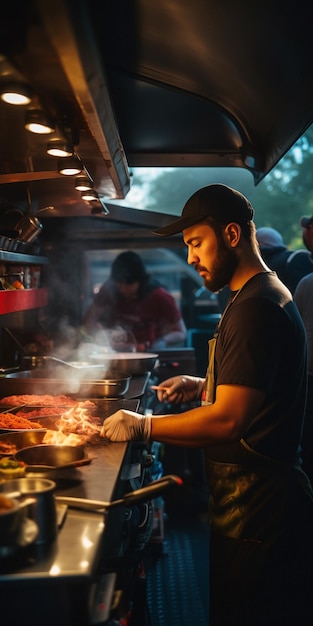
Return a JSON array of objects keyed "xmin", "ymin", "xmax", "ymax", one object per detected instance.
[
  {"xmin": 14, "ymin": 444, "xmax": 91, "ymax": 471},
  {"xmin": 0, "ymin": 370, "xmax": 131, "ymax": 398},
  {"xmin": 88, "ymin": 351, "xmax": 158, "ymax": 375}
]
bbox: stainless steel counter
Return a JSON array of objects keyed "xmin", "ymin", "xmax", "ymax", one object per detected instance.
[{"xmin": 0, "ymin": 375, "xmax": 151, "ymax": 625}]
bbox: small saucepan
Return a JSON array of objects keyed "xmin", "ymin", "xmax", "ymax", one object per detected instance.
[{"xmin": 0, "ymin": 493, "xmax": 36, "ymax": 546}]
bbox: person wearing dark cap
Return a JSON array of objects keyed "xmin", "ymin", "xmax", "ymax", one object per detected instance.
[
  {"xmin": 300, "ymin": 214, "xmax": 313, "ymax": 256},
  {"xmin": 294, "ymin": 214, "xmax": 313, "ymax": 486},
  {"xmin": 100, "ymin": 185, "xmax": 313, "ymax": 626},
  {"xmin": 256, "ymin": 226, "xmax": 313, "ymax": 294},
  {"xmin": 82, "ymin": 250, "xmax": 186, "ymax": 351}
]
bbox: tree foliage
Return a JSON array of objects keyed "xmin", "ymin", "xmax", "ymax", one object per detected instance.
[{"xmin": 129, "ymin": 126, "xmax": 313, "ymax": 249}]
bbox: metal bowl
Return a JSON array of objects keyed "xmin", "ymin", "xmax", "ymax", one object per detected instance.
[{"xmin": 0, "ymin": 430, "xmax": 47, "ymax": 455}]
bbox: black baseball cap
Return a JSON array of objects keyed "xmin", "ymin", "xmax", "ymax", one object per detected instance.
[
  {"xmin": 111, "ymin": 251, "xmax": 148, "ymax": 283},
  {"xmin": 154, "ymin": 184, "xmax": 254, "ymax": 236},
  {"xmin": 300, "ymin": 215, "xmax": 313, "ymax": 228}
]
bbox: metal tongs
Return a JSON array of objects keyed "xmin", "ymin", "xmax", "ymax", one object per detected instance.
[{"xmin": 42, "ymin": 356, "xmax": 103, "ymax": 370}]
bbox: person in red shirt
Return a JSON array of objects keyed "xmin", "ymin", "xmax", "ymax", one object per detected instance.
[{"xmin": 82, "ymin": 250, "xmax": 186, "ymax": 351}]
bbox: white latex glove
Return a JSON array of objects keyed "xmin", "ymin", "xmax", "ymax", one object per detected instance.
[
  {"xmin": 154, "ymin": 375, "xmax": 204, "ymax": 404},
  {"xmin": 101, "ymin": 409, "xmax": 152, "ymax": 442}
]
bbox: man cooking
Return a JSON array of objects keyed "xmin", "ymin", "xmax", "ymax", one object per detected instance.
[{"xmin": 100, "ymin": 184, "xmax": 313, "ymax": 626}]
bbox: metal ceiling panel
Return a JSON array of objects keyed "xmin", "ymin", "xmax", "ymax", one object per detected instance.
[
  {"xmin": 91, "ymin": 0, "xmax": 313, "ymax": 182},
  {"xmin": 0, "ymin": 0, "xmax": 313, "ymax": 220}
]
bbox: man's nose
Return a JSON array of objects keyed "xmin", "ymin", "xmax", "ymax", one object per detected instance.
[{"xmin": 187, "ymin": 249, "xmax": 197, "ymax": 265}]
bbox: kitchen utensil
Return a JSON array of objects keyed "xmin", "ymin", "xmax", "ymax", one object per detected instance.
[
  {"xmin": 89, "ymin": 351, "xmax": 158, "ymax": 375},
  {"xmin": 0, "ymin": 477, "xmax": 57, "ymax": 544},
  {"xmin": 0, "ymin": 403, "xmax": 28, "ymax": 413},
  {"xmin": 42, "ymin": 356, "xmax": 105, "ymax": 370},
  {"xmin": 74, "ymin": 371, "xmax": 131, "ymax": 398},
  {"xmin": 0, "ymin": 493, "xmax": 36, "ymax": 547},
  {"xmin": 0, "ymin": 369, "xmax": 132, "ymax": 398},
  {"xmin": 20, "ymin": 355, "xmax": 45, "ymax": 369},
  {"xmin": 0, "ymin": 235, "xmax": 11, "ymax": 251},
  {"xmin": 14, "ymin": 444, "xmax": 88, "ymax": 470},
  {"xmin": 0, "ymin": 430, "xmax": 47, "ymax": 455},
  {"xmin": 0, "ymin": 518, "xmax": 38, "ymax": 558},
  {"xmin": 55, "ymin": 474, "xmax": 183, "ymax": 511},
  {"xmin": 14, "ymin": 215, "xmax": 43, "ymax": 243}
]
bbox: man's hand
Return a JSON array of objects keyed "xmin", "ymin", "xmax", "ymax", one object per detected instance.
[
  {"xmin": 153, "ymin": 375, "xmax": 204, "ymax": 404},
  {"xmin": 101, "ymin": 409, "xmax": 152, "ymax": 442}
]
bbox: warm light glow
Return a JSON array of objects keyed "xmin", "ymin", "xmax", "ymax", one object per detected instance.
[
  {"xmin": 1, "ymin": 92, "xmax": 30, "ymax": 105},
  {"xmin": 25, "ymin": 110, "xmax": 55, "ymax": 134},
  {"xmin": 47, "ymin": 140, "xmax": 73, "ymax": 157},
  {"xmin": 75, "ymin": 173, "xmax": 93, "ymax": 191},
  {"xmin": 82, "ymin": 536, "xmax": 93, "ymax": 549},
  {"xmin": 58, "ymin": 156, "xmax": 83, "ymax": 175},
  {"xmin": 49, "ymin": 564, "xmax": 61, "ymax": 576},
  {"xmin": 29, "ymin": 122, "xmax": 53, "ymax": 134},
  {"xmin": 82, "ymin": 190, "xmax": 98, "ymax": 201},
  {"xmin": 0, "ymin": 82, "xmax": 32, "ymax": 105}
]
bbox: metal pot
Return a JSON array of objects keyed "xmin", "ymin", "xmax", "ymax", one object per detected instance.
[
  {"xmin": 0, "ymin": 495, "xmax": 23, "ymax": 545},
  {"xmin": 14, "ymin": 215, "xmax": 43, "ymax": 243},
  {"xmin": 0, "ymin": 477, "xmax": 56, "ymax": 544},
  {"xmin": 0, "ymin": 493, "xmax": 33, "ymax": 546}
]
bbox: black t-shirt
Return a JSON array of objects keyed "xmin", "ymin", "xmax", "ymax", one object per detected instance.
[{"xmin": 213, "ymin": 271, "xmax": 307, "ymax": 462}]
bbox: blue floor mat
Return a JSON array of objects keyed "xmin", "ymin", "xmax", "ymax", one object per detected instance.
[{"xmin": 146, "ymin": 515, "xmax": 209, "ymax": 626}]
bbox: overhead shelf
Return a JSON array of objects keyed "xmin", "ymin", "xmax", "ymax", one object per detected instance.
[
  {"xmin": 0, "ymin": 252, "xmax": 48, "ymax": 264},
  {"xmin": 0, "ymin": 288, "xmax": 48, "ymax": 315}
]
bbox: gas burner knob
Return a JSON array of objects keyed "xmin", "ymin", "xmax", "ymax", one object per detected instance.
[{"xmin": 141, "ymin": 453, "xmax": 154, "ymax": 468}]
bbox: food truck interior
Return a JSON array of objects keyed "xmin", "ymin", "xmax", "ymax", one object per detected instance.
[{"xmin": 0, "ymin": 1, "xmax": 313, "ymax": 625}]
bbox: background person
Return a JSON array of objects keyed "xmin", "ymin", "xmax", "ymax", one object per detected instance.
[
  {"xmin": 82, "ymin": 250, "xmax": 187, "ymax": 351},
  {"xmin": 100, "ymin": 184, "xmax": 313, "ymax": 626},
  {"xmin": 256, "ymin": 226, "xmax": 313, "ymax": 293},
  {"xmin": 300, "ymin": 214, "xmax": 313, "ymax": 256},
  {"xmin": 294, "ymin": 272, "xmax": 313, "ymax": 484}
]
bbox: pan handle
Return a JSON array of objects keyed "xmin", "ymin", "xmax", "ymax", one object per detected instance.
[
  {"xmin": 25, "ymin": 458, "xmax": 92, "ymax": 472},
  {"xmin": 55, "ymin": 474, "xmax": 183, "ymax": 511}
]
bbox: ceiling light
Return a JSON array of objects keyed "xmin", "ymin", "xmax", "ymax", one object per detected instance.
[
  {"xmin": 25, "ymin": 110, "xmax": 55, "ymax": 134},
  {"xmin": 0, "ymin": 82, "xmax": 33, "ymax": 105},
  {"xmin": 58, "ymin": 155, "xmax": 83, "ymax": 176},
  {"xmin": 90, "ymin": 198, "xmax": 110, "ymax": 215},
  {"xmin": 81, "ymin": 189, "xmax": 99, "ymax": 201},
  {"xmin": 47, "ymin": 139, "xmax": 74, "ymax": 157},
  {"xmin": 75, "ymin": 173, "xmax": 93, "ymax": 191}
]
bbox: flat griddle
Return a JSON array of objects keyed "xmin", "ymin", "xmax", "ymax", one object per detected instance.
[{"xmin": 0, "ymin": 371, "xmax": 150, "ymax": 400}]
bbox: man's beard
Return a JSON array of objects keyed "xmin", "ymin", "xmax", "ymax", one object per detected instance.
[{"xmin": 197, "ymin": 238, "xmax": 239, "ymax": 293}]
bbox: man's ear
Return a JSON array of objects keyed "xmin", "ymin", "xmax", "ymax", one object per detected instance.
[{"xmin": 224, "ymin": 222, "xmax": 241, "ymax": 247}]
